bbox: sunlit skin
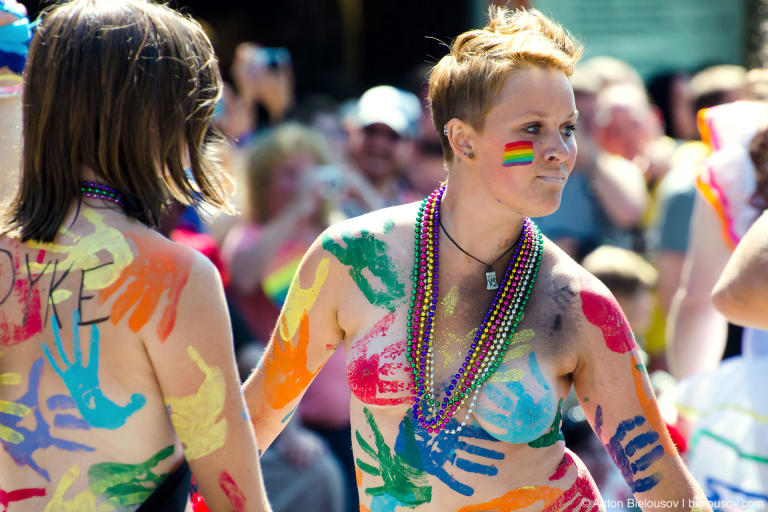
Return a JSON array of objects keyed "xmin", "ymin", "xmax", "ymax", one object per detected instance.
[
  {"xmin": 245, "ymin": 65, "xmax": 712, "ymax": 511},
  {"xmin": 1, "ymin": 203, "xmax": 270, "ymax": 511}
]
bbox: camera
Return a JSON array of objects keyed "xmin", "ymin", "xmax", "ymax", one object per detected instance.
[{"xmin": 253, "ymin": 47, "xmax": 291, "ymax": 71}]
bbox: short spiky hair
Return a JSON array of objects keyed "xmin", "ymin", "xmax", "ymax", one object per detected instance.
[
  {"xmin": 428, "ymin": 7, "xmax": 582, "ymax": 161},
  {"xmin": 6, "ymin": 0, "xmax": 232, "ymax": 242}
]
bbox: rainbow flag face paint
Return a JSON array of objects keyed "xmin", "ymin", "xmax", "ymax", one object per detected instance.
[{"xmin": 503, "ymin": 141, "xmax": 534, "ymax": 167}]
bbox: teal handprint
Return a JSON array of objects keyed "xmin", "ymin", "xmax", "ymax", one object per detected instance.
[{"xmin": 42, "ymin": 310, "xmax": 146, "ymax": 430}]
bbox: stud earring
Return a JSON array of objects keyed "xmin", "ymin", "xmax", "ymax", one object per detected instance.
[
  {"xmin": 463, "ymin": 151, "xmax": 474, "ymax": 159},
  {"xmin": 443, "ymin": 125, "xmax": 448, "ymax": 136}
]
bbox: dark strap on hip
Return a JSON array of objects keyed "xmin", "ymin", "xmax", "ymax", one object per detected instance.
[{"xmin": 136, "ymin": 459, "xmax": 191, "ymax": 512}]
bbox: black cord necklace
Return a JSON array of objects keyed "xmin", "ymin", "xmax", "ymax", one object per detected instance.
[{"xmin": 438, "ymin": 216, "xmax": 520, "ymax": 290}]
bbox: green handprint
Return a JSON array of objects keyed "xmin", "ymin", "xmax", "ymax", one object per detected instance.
[
  {"xmin": 356, "ymin": 407, "xmax": 431, "ymax": 508},
  {"xmin": 88, "ymin": 445, "xmax": 175, "ymax": 507},
  {"xmin": 322, "ymin": 230, "xmax": 405, "ymax": 311}
]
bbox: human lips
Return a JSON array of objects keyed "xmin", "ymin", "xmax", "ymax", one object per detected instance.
[{"xmin": 537, "ymin": 174, "xmax": 567, "ymax": 184}]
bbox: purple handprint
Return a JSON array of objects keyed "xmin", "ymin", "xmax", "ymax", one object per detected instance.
[
  {"xmin": 0, "ymin": 358, "xmax": 94, "ymax": 481},
  {"xmin": 595, "ymin": 404, "xmax": 664, "ymax": 492}
]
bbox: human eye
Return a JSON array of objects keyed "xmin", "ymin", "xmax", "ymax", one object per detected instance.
[
  {"xmin": 562, "ymin": 124, "xmax": 578, "ymax": 137},
  {"xmin": 523, "ymin": 123, "xmax": 541, "ymax": 135}
]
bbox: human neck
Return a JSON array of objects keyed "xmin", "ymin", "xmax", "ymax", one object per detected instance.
[{"xmin": 438, "ymin": 174, "xmax": 525, "ymax": 267}]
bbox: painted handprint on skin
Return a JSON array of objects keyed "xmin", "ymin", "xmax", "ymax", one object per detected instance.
[
  {"xmin": 263, "ymin": 311, "xmax": 321, "ymax": 410},
  {"xmin": 165, "ymin": 346, "xmax": 227, "ymax": 460},
  {"xmin": 279, "ymin": 258, "xmax": 329, "ymax": 340},
  {"xmin": 0, "ymin": 242, "xmax": 45, "ymax": 346},
  {"xmin": 347, "ymin": 312, "xmax": 410, "ymax": 406},
  {"xmin": 579, "ymin": 277, "xmax": 636, "ymax": 354},
  {"xmin": 0, "ymin": 358, "xmax": 94, "ymax": 481},
  {"xmin": 99, "ymin": 234, "xmax": 192, "ymax": 341},
  {"xmin": 88, "ymin": 445, "xmax": 174, "ymax": 507},
  {"xmin": 475, "ymin": 353, "xmax": 558, "ymax": 444},
  {"xmin": 594, "ymin": 404, "xmax": 664, "ymax": 492},
  {"xmin": 0, "ymin": 350, "xmax": 31, "ymax": 444},
  {"xmin": 28, "ymin": 209, "xmax": 133, "ymax": 293},
  {"xmin": 42, "ymin": 311, "xmax": 146, "ymax": 430},
  {"xmin": 44, "ymin": 464, "xmax": 115, "ymax": 512},
  {"xmin": 356, "ymin": 407, "xmax": 431, "ymax": 509},
  {"xmin": 0, "ymin": 485, "xmax": 46, "ymax": 511},
  {"xmin": 542, "ymin": 452, "xmax": 601, "ymax": 512},
  {"xmin": 322, "ymin": 230, "xmax": 405, "ymax": 312},
  {"xmin": 393, "ymin": 413, "xmax": 505, "ymax": 496},
  {"xmin": 456, "ymin": 451, "xmax": 601, "ymax": 512}
]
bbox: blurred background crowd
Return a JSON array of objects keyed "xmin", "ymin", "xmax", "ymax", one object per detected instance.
[{"xmin": 3, "ymin": 0, "xmax": 768, "ymax": 510}]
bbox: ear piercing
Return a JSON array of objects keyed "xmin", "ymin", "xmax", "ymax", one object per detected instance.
[{"xmin": 463, "ymin": 151, "xmax": 474, "ymax": 159}]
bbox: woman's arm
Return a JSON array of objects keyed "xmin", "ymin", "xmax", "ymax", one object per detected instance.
[
  {"xmin": 145, "ymin": 248, "xmax": 271, "ymax": 511},
  {"xmin": 712, "ymin": 211, "xmax": 768, "ymax": 329},
  {"xmin": 573, "ymin": 273, "xmax": 711, "ymax": 510},
  {"xmin": 665, "ymin": 195, "xmax": 731, "ymax": 380},
  {"xmin": 242, "ymin": 232, "xmax": 345, "ymax": 452}
]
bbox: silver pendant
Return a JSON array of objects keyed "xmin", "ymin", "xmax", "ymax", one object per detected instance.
[{"xmin": 485, "ymin": 270, "xmax": 499, "ymax": 290}]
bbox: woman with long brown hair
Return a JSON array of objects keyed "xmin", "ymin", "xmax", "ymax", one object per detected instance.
[{"xmin": 0, "ymin": 1, "xmax": 270, "ymax": 510}]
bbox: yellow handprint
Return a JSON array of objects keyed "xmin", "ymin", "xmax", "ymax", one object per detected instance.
[
  {"xmin": 44, "ymin": 464, "xmax": 114, "ymax": 512},
  {"xmin": 0, "ymin": 350, "xmax": 31, "ymax": 444},
  {"xmin": 165, "ymin": 347, "xmax": 227, "ymax": 460},
  {"xmin": 29, "ymin": 209, "xmax": 133, "ymax": 301},
  {"xmin": 279, "ymin": 258, "xmax": 330, "ymax": 340}
]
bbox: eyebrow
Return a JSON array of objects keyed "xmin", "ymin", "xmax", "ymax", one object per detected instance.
[{"xmin": 520, "ymin": 110, "xmax": 580, "ymax": 119}]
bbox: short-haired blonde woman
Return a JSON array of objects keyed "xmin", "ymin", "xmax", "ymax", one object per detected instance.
[
  {"xmin": 1, "ymin": 1, "xmax": 270, "ymax": 510},
  {"xmin": 245, "ymin": 8, "xmax": 711, "ymax": 510}
]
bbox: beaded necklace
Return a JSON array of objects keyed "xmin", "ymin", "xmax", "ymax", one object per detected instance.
[
  {"xmin": 80, "ymin": 181, "xmax": 124, "ymax": 205},
  {"xmin": 407, "ymin": 186, "xmax": 543, "ymax": 434}
]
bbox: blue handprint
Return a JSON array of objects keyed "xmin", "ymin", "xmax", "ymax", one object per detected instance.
[
  {"xmin": 394, "ymin": 412, "xmax": 505, "ymax": 496},
  {"xmin": 0, "ymin": 358, "xmax": 94, "ymax": 481},
  {"xmin": 474, "ymin": 352, "xmax": 558, "ymax": 444},
  {"xmin": 42, "ymin": 310, "xmax": 146, "ymax": 430},
  {"xmin": 595, "ymin": 405, "xmax": 664, "ymax": 492},
  {"xmin": 47, "ymin": 394, "xmax": 91, "ymax": 430}
]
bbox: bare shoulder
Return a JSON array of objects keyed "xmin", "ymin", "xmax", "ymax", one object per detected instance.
[
  {"xmin": 540, "ymin": 237, "xmax": 637, "ymax": 356},
  {"xmin": 315, "ymin": 202, "xmax": 420, "ymax": 325},
  {"xmin": 322, "ymin": 202, "xmax": 421, "ymax": 246},
  {"xmin": 535, "ymin": 236, "xmax": 631, "ymax": 339}
]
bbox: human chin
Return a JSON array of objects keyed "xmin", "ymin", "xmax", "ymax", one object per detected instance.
[{"xmin": 528, "ymin": 186, "xmax": 567, "ymax": 217}]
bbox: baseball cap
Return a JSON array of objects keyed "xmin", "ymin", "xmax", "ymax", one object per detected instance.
[{"xmin": 355, "ymin": 85, "xmax": 422, "ymax": 139}]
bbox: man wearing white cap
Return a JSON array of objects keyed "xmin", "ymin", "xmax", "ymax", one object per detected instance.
[{"xmin": 344, "ymin": 85, "xmax": 422, "ymax": 212}]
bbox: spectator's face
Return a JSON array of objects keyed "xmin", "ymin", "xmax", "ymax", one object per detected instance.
[
  {"xmin": 265, "ymin": 153, "xmax": 316, "ymax": 218},
  {"xmin": 597, "ymin": 106, "xmax": 652, "ymax": 160},
  {"xmin": 350, "ymin": 122, "xmax": 409, "ymax": 184}
]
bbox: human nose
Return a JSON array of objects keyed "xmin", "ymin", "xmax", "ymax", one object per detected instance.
[{"xmin": 543, "ymin": 132, "xmax": 572, "ymax": 163}]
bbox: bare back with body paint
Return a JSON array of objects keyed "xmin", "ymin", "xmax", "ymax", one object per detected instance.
[
  {"xmin": 0, "ymin": 0, "xmax": 270, "ymax": 508},
  {"xmin": 0, "ymin": 204, "xmax": 268, "ymax": 511}
]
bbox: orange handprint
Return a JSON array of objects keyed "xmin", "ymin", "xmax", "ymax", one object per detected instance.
[
  {"xmin": 630, "ymin": 356, "xmax": 677, "ymax": 456},
  {"xmin": 262, "ymin": 311, "xmax": 321, "ymax": 410},
  {"xmin": 99, "ymin": 234, "xmax": 192, "ymax": 341},
  {"xmin": 456, "ymin": 484, "xmax": 563, "ymax": 512}
]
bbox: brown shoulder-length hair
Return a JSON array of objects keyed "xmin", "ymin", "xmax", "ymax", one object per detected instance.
[{"xmin": 5, "ymin": 0, "xmax": 232, "ymax": 242}]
